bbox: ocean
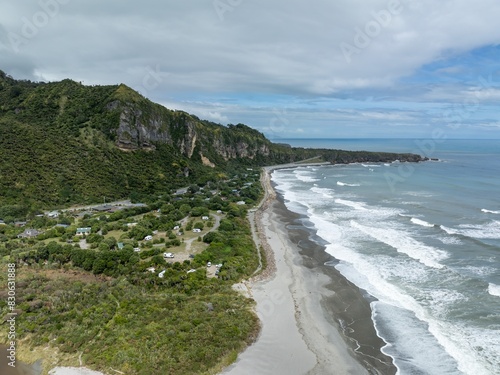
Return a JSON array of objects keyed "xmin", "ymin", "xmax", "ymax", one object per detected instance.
[{"xmin": 271, "ymin": 139, "xmax": 500, "ymax": 375}]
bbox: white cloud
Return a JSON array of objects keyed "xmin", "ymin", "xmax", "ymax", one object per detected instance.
[{"xmin": 1, "ymin": 0, "xmax": 500, "ymax": 137}]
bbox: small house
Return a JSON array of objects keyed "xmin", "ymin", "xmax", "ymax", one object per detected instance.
[
  {"xmin": 158, "ymin": 270, "xmax": 166, "ymax": 278},
  {"xmin": 117, "ymin": 242, "xmax": 124, "ymax": 250},
  {"xmin": 93, "ymin": 205, "xmax": 113, "ymax": 212},
  {"xmin": 174, "ymin": 187, "xmax": 188, "ymax": 196},
  {"xmin": 14, "ymin": 221, "xmax": 27, "ymax": 227},
  {"xmin": 17, "ymin": 229, "xmax": 42, "ymax": 239},
  {"xmin": 144, "ymin": 235, "xmax": 153, "ymax": 241},
  {"xmin": 192, "ymin": 228, "xmax": 201, "ymax": 233},
  {"xmin": 47, "ymin": 211, "xmax": 59, "ymax": 218},
  {"xmin": 76, "ymin": 227, "xmax": 91, "ymax": 236}
]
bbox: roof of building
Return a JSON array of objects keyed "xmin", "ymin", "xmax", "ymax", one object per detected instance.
[
  {"xmin": 93, "ymin": 205, "xmax": 113, "ymax": 212},
  {"xmin": 18, "ymin": 229, "xmax": 42, "ymax": 238},
  {"xmin": 76, "ymin": 227, "xmax": 92, "ymax": 233}
]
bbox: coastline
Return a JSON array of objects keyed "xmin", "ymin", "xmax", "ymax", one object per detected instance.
[
  {"xmin": 5, "ymin": 162, "xmax": 395, "ymax": 375},
  {"xmin": 222, "ymin": 165, "xmax": 396, "ymax": 374}
]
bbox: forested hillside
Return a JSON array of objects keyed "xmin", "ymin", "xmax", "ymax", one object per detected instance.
[
  {"xmin": 0, "ymin": 70, "xmax": 426, "ymax": 375},
  {"xmin": 0, "ymin": 70, "xmax": 424, "ymax": 215}
]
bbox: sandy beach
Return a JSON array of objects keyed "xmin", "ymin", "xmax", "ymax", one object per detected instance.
[
  {"xmin": 7, "ymin": 164, "xmax": 393, "ymax": 375},
  {"xmin": 222, "ymin": 167, "xmax": 395, "ymax": 375}
]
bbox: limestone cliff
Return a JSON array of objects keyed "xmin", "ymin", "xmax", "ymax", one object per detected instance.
[{"xmin": 107, "ymin": 87, "xmax": 273, "ymax": 165}]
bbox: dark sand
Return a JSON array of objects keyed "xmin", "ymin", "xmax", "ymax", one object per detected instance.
[
  {"xmin": 273, "ymin": 197, "xmax": 397, "ymax": 374},
  {"xmin": 223, "ymin": 166, "xmax": 396, "ymax": 374}
]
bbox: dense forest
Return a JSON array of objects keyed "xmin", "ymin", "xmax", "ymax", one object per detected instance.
[{"xmin": 0, "ymin": 70, "xmax": 425, "ymax": 216}]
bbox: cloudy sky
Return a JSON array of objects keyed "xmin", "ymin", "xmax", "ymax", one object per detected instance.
[{"xmin": 1, "ymin": 0, "xmax": 500, "ymax": 139}]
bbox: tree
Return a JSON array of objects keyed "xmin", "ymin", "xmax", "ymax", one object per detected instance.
[
  {"xmin": 191, "ymin": 206, "xmax": 209, "ymax": 217},
  {"xmin": 179, "ymin": 204, "xmax": 191, "ymax": 216},
  {"xmin": 98, "ymin": 242, "xmax": 110, "ymax": 252},
  {"xmin": 188, "ymin": 184, "xmax": 200, "ymax": 194},
  {"xmin": 92, "ymin": 258, "xmax": 106, "ymax": 274},
  {"xmin": 104, "ymin": 236, "xmax": 117, "ymax": 249},
  {"xmin": 219, "ymin": 219, "xmax": 234, "ymax": 231}
]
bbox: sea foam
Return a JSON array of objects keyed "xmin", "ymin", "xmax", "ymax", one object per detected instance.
[
  {"xmin": 334, "ymin": 199, "xmax": 366, "ymax": 210},
  {"xmin": 488, "ymin": 283, "xmax": 500, "ymax": 297},
  {"xmin": 442, "ymin": 221, "xmax": 500, "ymax": 239},
  {"xmin": 293, "ymin": 169, "xmax": 320, "ymax": 182},
  {"xmin": 410, "ymin": 217, "xmax": 435, "ymax": 227},
  {"xmin": 350, "ymin": 221, "xmax": 447, "ymax": 269},
  {"xmin": 337, "ymin": 181, "xmax": 360, "ymax": 187},
  {"xmin": 481, "ymin": 208, "xmax": 500, "ymax": 214},
  {"xmin": 310, "ymin": 187, "xmax": 334, "ymax": 199}
]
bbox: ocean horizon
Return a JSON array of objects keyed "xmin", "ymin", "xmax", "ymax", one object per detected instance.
[
  {"xmin": 274, "ymin": 137, "xmax": 500, "ymax": 155},
  {"xmin": 271, "ymin": 138, "xmax": 500, "ymax": 374}
]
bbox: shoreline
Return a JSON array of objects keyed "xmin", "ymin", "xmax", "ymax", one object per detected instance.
[
  {"xmin": 222, "ymin": 166, "xmax": 396, "ymax": 374},
  {"xmin": 5, "ymin": 162, "xmax": 394, "ymax": 375}
]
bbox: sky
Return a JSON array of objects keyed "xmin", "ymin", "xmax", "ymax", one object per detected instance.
[{"xmin": 1, "ymin": 0, "xmax": 500, "ymax": 139}]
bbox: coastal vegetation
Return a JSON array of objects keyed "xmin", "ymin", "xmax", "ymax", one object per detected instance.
[
  {"xmin": 0, "ymin": 70, "xmax": 425, "ymax": 374},
  {"xmin": 0, "ymin": 70, "xmax": 424, "ymax": 213},
  {"xmin": 0, "ymin": 168, "xmax": 262, "ymax": 374}
]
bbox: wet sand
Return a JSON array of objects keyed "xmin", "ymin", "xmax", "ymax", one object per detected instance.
[
  {"xmin": 222, "ymin": 168, "xmax": 396, "ymax": 375},
  {"xmin": 275, "ymin": 199, "xmax": 396, "ymax": 374}
]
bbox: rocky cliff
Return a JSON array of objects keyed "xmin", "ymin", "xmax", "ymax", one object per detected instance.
[
  {"xmin": 106, "ymin": 86, "xmax": 272, "ymax": 166},
  {"xmin": 0, "ymin": 70, "xmax": 427, "ymax": 207}
]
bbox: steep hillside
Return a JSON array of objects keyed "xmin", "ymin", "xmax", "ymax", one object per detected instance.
[{"xmin": 0, "ymin": 70, "xmax": 425, "ymax": 211}]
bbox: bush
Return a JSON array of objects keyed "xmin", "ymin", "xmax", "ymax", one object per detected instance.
[{"xmin": 219, "ymin": 219, "xmax": 234, "ymax": 232}]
